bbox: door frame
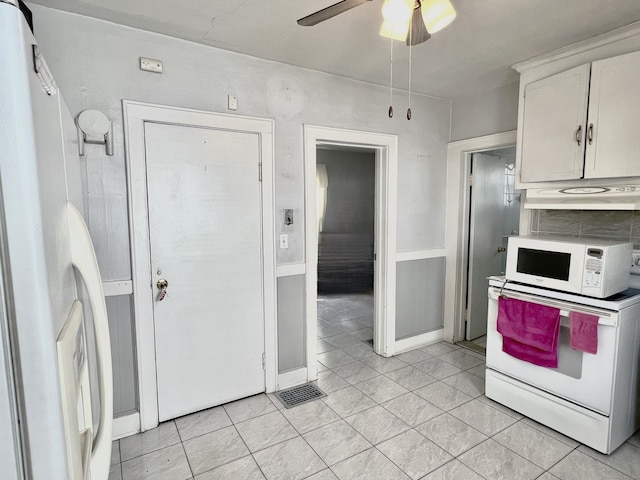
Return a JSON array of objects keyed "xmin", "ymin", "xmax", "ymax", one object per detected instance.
[
  {"xmin": 443, "ymin": 131, "xmax": 526, "ymax": 344},
  {"xmin": 123, "ymin": 101, "xmax": 277, "ymax": 431},
  {"xmin": 304, "ymin": 125, "xmax": 398, "ymax": 379}
]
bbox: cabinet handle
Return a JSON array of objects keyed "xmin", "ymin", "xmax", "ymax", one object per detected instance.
[
  {"xmin": 588, "ymin": 123, "xmax": 594, "ymax": 145},
  {"xmin": 575, "ymin": 125, "xmax": 582, "ymax": 146}
]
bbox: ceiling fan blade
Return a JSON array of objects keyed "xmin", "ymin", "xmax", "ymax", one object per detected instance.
[
  {"xmin": 297, "ymin": 0, "xmax": 372, "ymax": 26},
  {"xmin": 406, "ymin": 1, "xmax": 430, "ymax": 45}
]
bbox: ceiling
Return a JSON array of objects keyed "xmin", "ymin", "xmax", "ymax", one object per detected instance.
[{"xmin": 29, "ymin": 0, "xmax": 640, "ymax": 98}]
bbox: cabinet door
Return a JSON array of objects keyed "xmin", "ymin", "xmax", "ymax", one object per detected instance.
[
  {"xmin": 584, "ymin": 50, "xmax": 640, "ymax": 179},
  {"xmin": 520, "ymin": 64, "xmax": 590, "ymax": 183}
]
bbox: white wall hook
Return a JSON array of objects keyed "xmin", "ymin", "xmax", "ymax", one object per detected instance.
[{"xmin": 76, "ymin": 109, "xmax": 114, "ymax": 156}]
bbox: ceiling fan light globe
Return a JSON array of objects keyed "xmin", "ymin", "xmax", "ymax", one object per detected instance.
[
  {"xmin": 381, "ymin": 0, "xmax": 412, "ymax": 24},
  {"xmin": 421, "ymin": 0, "xmax": 457, "ymax": 33},
  {"xmin": 379, "ymin": 19, "xmax": 409, "ymax": 41}
]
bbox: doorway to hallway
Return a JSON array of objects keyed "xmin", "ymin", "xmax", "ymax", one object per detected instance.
[
  {"xmin": 303, "ymin": 125, "xmax": 398, "ymax": 381},
  {"xmin": 315, "ymin": 147, "xmax": 376, "ymax": 367}
]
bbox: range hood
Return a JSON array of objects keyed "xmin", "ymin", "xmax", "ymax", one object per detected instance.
[{"xmin": 524, "ymin": 185, "xmax": 640, "ymax": 210}]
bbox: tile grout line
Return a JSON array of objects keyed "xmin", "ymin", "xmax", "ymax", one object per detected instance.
[
  {"xmin": 538, "ymin": 442, "xmax": 581, "ymax": 478},
  {"xmin": 118, "ymin": 420, "xmax": 182, "ymax": 463},
  {"xmin": 172, "ymin": 421, "xmax": 196, "ymax": 479},
  {"xmin": 178, "ymin": 440, "xmax": 194, "ymax": 479},
  {"xmin": 572, "ymin": 446, "xmax": 639, "ymax": 479}
]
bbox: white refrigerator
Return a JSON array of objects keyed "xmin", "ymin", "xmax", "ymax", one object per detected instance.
[{"xmin": 0, "ymin": 1, "xmax": 113, "ymax": 479}]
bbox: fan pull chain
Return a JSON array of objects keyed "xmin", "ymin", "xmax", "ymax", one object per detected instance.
[
  {"xmin": 388, "ymin": 38, "xmax": 394, "ymax": 118},
  {"xmin": 407, "ymin": 32, "xmax": 412, "ymax": 120}
]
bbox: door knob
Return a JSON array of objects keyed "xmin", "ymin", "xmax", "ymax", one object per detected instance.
[
  {"xmin": 156, "ymin": 278, "xmax": 168, "ymax": 301},
  {"xmin": 497, "ymin": 246, "xmax": 506, "ymax": 253}
]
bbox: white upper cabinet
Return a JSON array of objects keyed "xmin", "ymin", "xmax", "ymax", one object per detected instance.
[
  {"xmin": 584, "ymin": 50, "xmax": 640, "ymax": 179},
  {"xmin": 520, "ymin": 64, "xmax": 590, "ymax": 183},
  {"xmin": 518, "ymin": 49, "xmax": 640, "ymax": 185}
]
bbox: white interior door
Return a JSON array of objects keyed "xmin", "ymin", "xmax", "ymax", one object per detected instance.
[
  {"xmin": 144, "ymin": 122, "xmax": 265, "ymax": 422},
  {"xmin": 467, "ymin": 153, "xmax": 516, "ymax": 341}
]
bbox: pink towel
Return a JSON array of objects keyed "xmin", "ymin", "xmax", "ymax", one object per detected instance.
[
  {"xmin": 569, "ymin": 311, "xmax": 599, "ymax": 354},
  {"xmin": 502, "ymin": 337, "xmax": 559, "ymax": 368},
  {"xmin": 497, "ymin": 296, "xmax": 561, "ymax": 368}
]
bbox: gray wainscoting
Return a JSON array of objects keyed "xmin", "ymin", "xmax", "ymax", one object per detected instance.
[
  {"xmin": 106, "ymin": 295, "xmax": 138, "ymax": 416},
  {"xmin": 277, "ymin": 275, "xmax": 306, "ymax": 373},
  {"xmin": 395, "ymin": 257, "xmax": 445, "ymax": 340}
]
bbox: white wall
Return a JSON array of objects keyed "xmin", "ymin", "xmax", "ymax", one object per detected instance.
[
  {"xmin": 30, "ymin": 5, "xmax": 451, "ymax": 407},
  {"xmin": 450, "ymin": 81, "xmax": 519, "ymax": 142},
  {"xmin": 32, "ymin": 6, "xmax": 451, "ymax": 264}
]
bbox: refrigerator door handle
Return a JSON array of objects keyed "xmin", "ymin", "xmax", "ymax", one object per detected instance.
[{"xmin": 67, "ymin": 202, "xmax": 112, "ymax": 480}]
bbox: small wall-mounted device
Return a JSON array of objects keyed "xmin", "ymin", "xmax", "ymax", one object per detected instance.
[
  {"xmin": 284, "ymin": 209, "xmax": 293, "ymax": 225},
  {"xmin": 228, "ymin": 95, "xmax": 238, "ymax": 111},
  {"xmin": 76, "ymin": 110, "xmax": 113, "ymax": 156},
  {"xmin": 139, "ymin": 57, "xmax": 163, "ymax": 74}
]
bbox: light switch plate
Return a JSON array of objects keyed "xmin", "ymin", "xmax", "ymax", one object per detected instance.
[
  {"xmin": 228, "ymin": 95, "xmax": 238, "ymax": 110},
  {"xmin": 279, "ymin": 234, "xmax": 288, "ymax": 249},
  {"xmin": 284, "ymin": 209, "xmax": 293, "ymax": 225}
]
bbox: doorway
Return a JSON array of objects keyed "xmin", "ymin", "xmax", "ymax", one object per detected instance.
[
  {"xmin": 124, "ymin": 101, "xmax": 277, "ymax": 431},
  {"xmin": 464, "ymin": 148, "xmax": 520, "ymax": 351},
  {"xmin": 443, "ymin": 130, "xmax": 522, "ymax": 347},
  {"xmin": 316, "ymin": 147, "xmax": 377, "ymax": 368},
  {"xmin": 303, "ymin": 125, "xmax": 398, "ymax": 382}
]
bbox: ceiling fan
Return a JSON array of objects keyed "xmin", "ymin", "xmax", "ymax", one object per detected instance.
[
  {"xmin": 297, "ymin": 0, "xmax": 456, "ymax": 46},
  {"xmin": 297, "ymin": 0, "xmax": 372, "ymax": 27},
  {"xmin": 298, "ymin": 0, "xmax": 457, "ymax": 120}
]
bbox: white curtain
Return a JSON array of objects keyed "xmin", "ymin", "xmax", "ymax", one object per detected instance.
[{"xmin": 316, "ymin": 164, "xmax": 328, "ymax": 236}]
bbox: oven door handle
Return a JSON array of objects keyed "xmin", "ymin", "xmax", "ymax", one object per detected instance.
[{"xmin": 488, "ymin": 287, "xmax": 618, "ymax": 327}]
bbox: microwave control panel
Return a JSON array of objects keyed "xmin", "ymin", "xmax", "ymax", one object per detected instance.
[{"xmin": 583, "ymin": 249, "xmax": 603, "ymax": 287}]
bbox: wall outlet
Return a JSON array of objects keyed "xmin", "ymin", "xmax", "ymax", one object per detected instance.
[
  {"xmin": 140, "ymin": 57, "xmax": 163, "ymax": 74},
  {"xmin": 279, "ymin": 234, "xmax": 288, "ymax": 249}
]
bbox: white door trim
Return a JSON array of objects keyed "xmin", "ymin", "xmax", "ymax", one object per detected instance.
[
  {"xmin": 123, "ymin": 101, "xmax": 277, "ymax": 431},
  {"xmin": 304, "ymin": 125, "xmax": 398, "ymax": 378},
  {"xmin": 443, "ymin": 131, "xmax": 521, "ymax": 344}
]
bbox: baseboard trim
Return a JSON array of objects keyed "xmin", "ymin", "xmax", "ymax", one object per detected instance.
[
  {"xmin": 277, "ymin": 367, "xmax": 308, "ymax": 390},
  {"xmin": 395, "ymin": 328, "xmax": 444, "ymax": 354},
  {"xmin": 112, "ymin": 412, "xmax": 140, "ymax": 440},
  {"xmin": 396, "ymin": 249, "xmax": 446, "ymax": 262},
  {"xmin": 276, "ymin": 264, "xmax": 306, "ymax": 277}
]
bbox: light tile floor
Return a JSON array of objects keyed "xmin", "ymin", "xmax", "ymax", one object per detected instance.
[
  {"xmin": 109, "ymin": 293, "xmax": 640, "ymax": 480},
  {"xmin": 470, "ymin": 335, "xmax": 487, "ymax": 348}
]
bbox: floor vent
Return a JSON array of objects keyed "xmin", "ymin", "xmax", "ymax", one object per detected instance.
[{"xmin": 274, "ymin": 383, "xmax": 327, "ymax": 409}]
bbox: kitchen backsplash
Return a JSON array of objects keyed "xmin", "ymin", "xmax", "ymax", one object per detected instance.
[{"xmin": 530, "ymin": 210, "xmax": 640, "ymax": 249}]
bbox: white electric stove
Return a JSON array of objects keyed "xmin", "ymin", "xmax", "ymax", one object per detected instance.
[{"xmin": 485, "ymin": 276, "xmax": 640, "ymax": 454}]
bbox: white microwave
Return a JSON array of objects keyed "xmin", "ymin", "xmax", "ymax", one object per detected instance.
[{"xmin": 505, "ymin": 235, "xmax": 632, "ymax": 298}]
